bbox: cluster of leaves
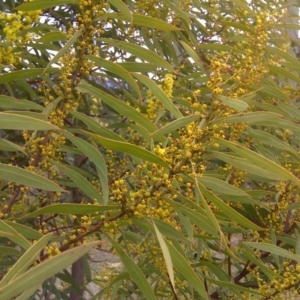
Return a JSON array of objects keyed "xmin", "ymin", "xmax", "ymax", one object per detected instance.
[{"xmin": 1, "ymin": 0, "xmax": 300, "ymax": 299}]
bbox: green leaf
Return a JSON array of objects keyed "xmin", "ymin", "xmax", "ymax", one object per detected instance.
[
  {"xmin": 0, "ymin": 247, "xmax": 22, "ymax": 257},
  {"xmin": 231, "ymin": 0, "xmax": 254, "ymax": 14},
  {"xmin": 216, "ymin": 95, "xmax": 248, "ymax": 112},
  {"xmin": 21, "ymin": 204, "xmax": 119, "ymax": 219},
  {"xmin": 167, "ymin": 199, "xmax": 217, "ymax": 236},
  {"xmin": 64, "ymin": 133, "xmax": 109, "ymax": 205},
  {"xmin": 180, "ymin": 41, "xmax": 205, "ymax": 68},
  {"xmin": 108, "ymin": 0, "xmax": 132, "ymax": 21},
  {"xmin": 216, "ymin": 138, "xmax": 300, "ymax": 185},
  {"xmin": 247, "ymin": 128, "xmax": 299, "ymax": 157},
  {"xmin": 0, "ymin": 163, "xmax": 64, "ymax": 191},
  {"xmin": 258, "ymin": 86, "xmax": 290, "ymax": 102},
  {"xmin": 0, "ymin": 220, "xmax": 31, "ymax": 250},
  {"xmin": 205, "ymin": 277, "xmax": 261, "ymax": 295},
  {"xmin": 4, "ymin": 111, "xmax": 48, "ymax": 121},
  {"xmin": 4, "ymin": 222, "xmax": 42, "ymax": 240},
  {"xmin": 267, "ymin": 46, "xmax": 300, "ymax": 67},
  {"xmin": 0, "ymin": 234, "xmax": 54, "ymax": 289},
  {"xmin": 86, "ymin": 131, "xmax": 169, "ymax": 169},
  {"xmin": 0, "ymin": 242, "xmax": 97, "ymax": 300},
  {"xmin": 0, "ymin": 68, "xmax": 57, "ymax": 85},
  {"xmin": 95, "ymin": 13, "xmax": 179, "ymax": 31},
  {"xmin": 151, "ymin": 115, "xmax": 200, "ymax": 139},
  {"xmin": 43, "ymin": 28, "xmax": 83, "ymax": 75},
  {"xmin": 0, "ymin": 96, "xmax": 44, "ymax": 111},
  {"xmin": 240, "ymin": 244, "xmax": 282, "ymax": 280},
  {"xmin": 244, "ymin": 242, "xmax": 300, "ymax": 263},
  {"xmin": 272, "ymin": 23, "xmax": 300, "ymax": 30},
  {"xmin": 0, "ymin": 112, "xmax": 58, "ymax": 130},
  {"xmin": 222, "ymin": 21, "xmax": 255, "ymax": 34},
  {"xmin": 153, "ymin": 223, "xmax": 176, "ymax": 294},
  {"xmin": 38, "ymin": 32, "xmax": 68, "ymax": 43},
  {"xmin": 135, "ymin": 218, "xmax": 191, "ymax": 244},
  {"xmin": 53, "ymin": 161, "xmax": 104, "ymax": 205},
  {"xmin": 97, "ymin": 38, "xmax": 174, "ymax": 71},
  {"xmin": 69, "ymin": 111, "xmax": 125, "ymax": 141},
  {"xmin": 76, "ymin": 84, "xmax": 157, "ymax": 132},
  {"xmin": 215, "ymin": 112, "xmax": 282, "ymax": 124},
  {"xmin": 107, "ymin": 237, "xmax": 156, "ymax": 300},
  {"xmin": 278, "ymin": 102, "xmax": 300, "ymax": 121},
  {"xmin": 198, "ymin": 183, "xmax": 264, "ymax": 231},
  {"xmin": 15, "ymin": 0, "xmax": 77, "ymax": 11},
  {"xmin": 197, "ymin": 44, "xmax": 233, "ymax": 52},
  {"xmin": 86, "ymin": 56, "xmax": 140, "ymax": 96},
  {"xmin": 132, "ymin": 14, "xmax": 179, "ymax": 31},
  {"xmin": 133, "ymin": 73, "xmax": 182, "ymax": 118},
  {"xmin": 43, "ymin": 96, "xmax": 64, "ymax": 118},
  {"xmin": 268, "ymin": 65, "xmax": 300, "ymax": 83},
  {"xmin": 0, "ymin": 139, "xmax": 28, "ymax": 156},
  {"xmin": 165, "ymin": 239, "xmax": 209, "ymax": 300},
  {"xmin": 192, "ymin": 173, "xmax": 222, "ymax": 235},
  {"xmin": 208, "ymin": 151, "xmax": 286, "ymax": 181},
  {"xmin": 117, "ymin": 62, "xmax": 157, "ymax": 73},
  {"xmin": 254, "ymin": 118, "xmax": 300, "ymax": 135},
  {"xmin": 198, "ymin": 176, "xmax": 249, "ymax": 196}
]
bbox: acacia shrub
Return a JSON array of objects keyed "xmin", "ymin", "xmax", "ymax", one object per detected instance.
[{"xmin": 0, "ymin": 0, "xmax": 300, "ymax": 299}]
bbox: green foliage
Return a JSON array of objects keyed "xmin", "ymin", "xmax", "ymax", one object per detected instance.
[{"xmin": 1, "ymin": 0, "xmax": 300, "ymax": 299}]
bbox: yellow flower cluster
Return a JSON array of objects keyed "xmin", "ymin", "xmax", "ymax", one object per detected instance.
[
  {"xmin": 0, "ymin": 7, "xmax": 41, "ymax": 65},
  {"xmin": 256, "ymin": 262, "xmax": 300, "ymax": 299},
  {"xmin": 44, "ymin": 242, "xmax": 61, "ymax": 258},
  {"xmin": 146, "ymin": 74, "xmax": 175, "ymax": 120},
  {"xmin": 134, "ymin": 0, "xmax": 161, "ymax": 17}
]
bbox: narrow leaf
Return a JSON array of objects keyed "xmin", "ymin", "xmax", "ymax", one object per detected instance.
[
  {"xmin": 0, "ymin": 221, "xmax": 31, "ymax": 250},
  {"xmin": 0, "ymin": 68, "xmax": 57, "ymax": 84},
  {"xmin": 0, "ymin": 234, "xmax": 54, "ymax": 288},
  {"xmin": 97, "ymin": 38, "xmax": 173, "ymax": 71},
  {"xmin": 259, "ymin": 86, "xmax": 289, "ymax": 102},
  {"xmin": 107, "ymin": 237, "xmax": 156, "ymax": 300},
  {"xmin": 0, "ymin": 163, "xmax": 64, "ymax": 191},
  {"xmin": 43, "ymin": 28, "xmax": 83, "ymax": 74},
  {"xmin": 216, "ymin": 138, "xmax": 300, "ymax": 186},
  {"xmin": 0, "ymin": 96, "xmax": 43, "ymax": 111},
  {"xmin": 0, "ymin": 242, "xmax": 97, "ymax": 300},
  {"xmin": 198, "ymin": 176, "xmax": 249, "ymax": 196},
  {"xmin": 21, "ymin": 204, "xmax": 119, "ymax": 219},
  {"xmin": 133, "ymin": 73, "xmax": 182, "ymax": 118},
  {"xmin": 216, "ymin": 95, "xmax": 248, "ymax": 112},
  {"xmin": 247, "ymin": 128, "xmax": 299, "ymax": 157},
  {"xmin": 0, "ymin": 112, "xmax": 57, "ymax": 130},
  {"xmin": 86, "ymin": 55, "xmax": 140, "ymax": 96},
  {"xmin": 198, "ymin": 183, "xmax": 264, "ymax": 231},
  {"xmin": 65, "ymin": 133, "xmax": 109, "ymax": 205},
  {"xmin": 86, "ymin": 131, "xmax": 169, "ymax": 169},
  {"xmin": 53, "ymin": 161, "xmax": 104, "ymax": 204},
  {"xmin": 151, "ymin": 115, "xmax": 200, "ymax": 139},
  {"xmin": 15, "ymin": 0, "xmax": 77, "ymax": 11},
  {"xmin": 108, "ymin": 0, "xmax": 132, "ymax": 21},
  {"xmin": 208, "ymin": 151, "xmax": 285, "ymax": 180},
  {"xmin": 76, "ymin": 84, "xmax": 156, "ymax": 132},
  {"xmin": 180, "ymin": 41, "xmax": 204, "ymax": 68},
  {"xmin": 132, "ymin": 14, "xmax": 179, "ymax": 31},
  {"xmin": 215, "ymin": 112, "xmax": 282, "ymax": 124},
  {"xmin": 0, "ymin": 139, "xmax": 28, "ymax": 156},
  {"xmin": 69, "ymin": 111, "xmax": 125, "ymax": 141},
  {"xmin": 245, "ymin": 242, "xmax": 300, "ymax": 263},
  {"xmin": 153, "ymin": 223, "xmax": 176, "ymax": 294},
  {"xmin": 165, "ymin": 240, "xmax": 209, "ymax": 300},
  {"xmin": 4, "ymin": 222, "xmax": 42, "ymax": 240}
]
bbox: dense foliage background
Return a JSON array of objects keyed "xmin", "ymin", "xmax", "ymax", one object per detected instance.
[{"xmin": 1, "ymin": 0, "xmax": 300, "ymax": 299}]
